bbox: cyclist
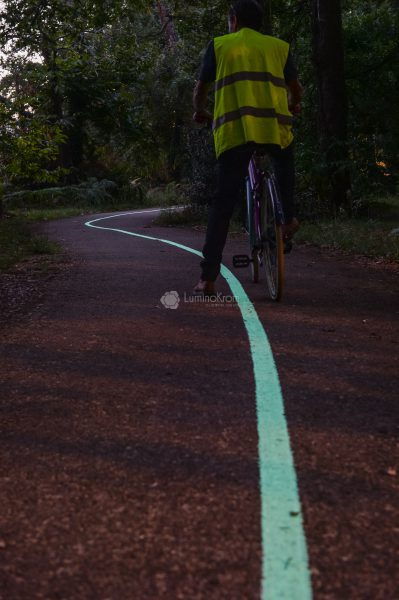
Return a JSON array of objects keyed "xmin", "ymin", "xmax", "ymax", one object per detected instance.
[{"xmin": 192, "ymin": 0, "xmax": 303, "ymax": 295}]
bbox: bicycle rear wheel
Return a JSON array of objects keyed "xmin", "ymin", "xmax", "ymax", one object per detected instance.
[
  {"xmin": 245, "ymin": 176, "xmax": 259, "ymax": 283},
  {"xmin": 259, "ymin": 174, "xmax": 285, "ymax": 301}
]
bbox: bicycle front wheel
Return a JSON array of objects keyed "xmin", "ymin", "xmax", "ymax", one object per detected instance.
[{"xmin": 259, "ymin": 175, "xmax": 285, "ymax": 301}]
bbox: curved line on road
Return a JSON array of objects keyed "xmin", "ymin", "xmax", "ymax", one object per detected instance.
[{"xmin": 84, "ymin": 210, "xmax": 312, "ymax": 600}]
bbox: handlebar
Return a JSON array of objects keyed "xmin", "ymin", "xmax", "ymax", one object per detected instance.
[{"xmin": 289, "ymin": 103, "xmax": 302, "ymax": 116}]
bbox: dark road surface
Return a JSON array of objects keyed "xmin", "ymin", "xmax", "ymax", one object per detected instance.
[{"xmin": 1, "ymin": 208, "xmax": 398, "ymax": 599}]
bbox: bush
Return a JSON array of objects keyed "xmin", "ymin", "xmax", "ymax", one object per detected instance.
[
  {"xmin": 185, "ymin": 127, "xmax": 218, "ymax": 207},
  {"xmin": 3, "ymin": 178, "xmax": 144, "ymax": 210},
  {"xmin": 145, "ymin": 182, "xmax": 188, "ymax": 207}
]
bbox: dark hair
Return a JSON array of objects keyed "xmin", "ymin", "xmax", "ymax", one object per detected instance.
[{"xmin": 229, "ymin": 0, "xmax": 264, "ymax": 31}]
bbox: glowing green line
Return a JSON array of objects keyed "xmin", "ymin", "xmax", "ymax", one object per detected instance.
[{"xmin": 85, "ymin": 211, "xmax": 312, "ymax": 599}]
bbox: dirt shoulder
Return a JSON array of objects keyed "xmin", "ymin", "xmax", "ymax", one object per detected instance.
[{"xmin": 0, "ymin": 253, "xmax": 77, "ymax": 330}]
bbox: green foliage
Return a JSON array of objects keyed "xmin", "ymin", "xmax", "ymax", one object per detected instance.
[
  {"xmin": 3, "ymin": 178, "xmax": 144, "ymax": 210},
  {"xmin": 0, "ymin": 0, "xmax": 397, "ymax": 223},
  {"xmin": 28, "ymin": 235, "xmax": 60, "ymax": 255},
  {"xmin": 145, "ymin": 182, "xmax": 187, "ymax": 207},
  {"xmin": 295, "ymin": 194, "xmax": 399, "ymax": 260},
  {"xmin": 7, "ymin": 122, "xmax": 69, "ymax": 184},
  {"xmin": 296, "ymin": 217, "xmax": 399, "ymax": 262},
  {"xmin": 155, "ymin": 203, "xmax": 209, "ymax": 227},
  {"xmin": 185, "ymin": 127, "xmax": 218, "ymax": 206},
  {"xmin": 0, "ymin": 0, "xmax": 155, "ymax": 184},
  {"xmin": 0, "ymin": 100, "xmax": 68, "ymax": 186},
  {"xmin": 0, "ymin": 216, "xmax": 60, "ymax": 271},
  {"xmin": 344, "ymin": 1, "xmax": 399, "ymax": 196}
]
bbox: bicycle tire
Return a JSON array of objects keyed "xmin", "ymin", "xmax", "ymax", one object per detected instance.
[
  {"xmin": 259, "ymin": 174, "xmax": 285, "ymax": 301},
  {"xmin": 245, "ymin": 177, "xmax": 259, "ymax": 283}
]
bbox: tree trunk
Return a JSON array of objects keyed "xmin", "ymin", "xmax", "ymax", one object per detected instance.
[
  {"xmin": 42, "ymin": 44, "xmax": 73, "ymax": 175},
  {"xmin": 156, "ymin": 1, "xmax": 182, "ymax": 179},
  {"xmin": 312, "ymin": 0, "xmax": 351, "ymax": 211},
  {"xmin": 156, "ymin": 1, "xmax": 178, "ymax": 47},
  {"xmin": 263, "ymin": 0, "xmax": 273, "ymax": 35}
]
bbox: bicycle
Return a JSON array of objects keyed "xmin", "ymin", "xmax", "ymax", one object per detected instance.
[
  {"xmin": 233, "ymin": 150, "xmax": 286, "ymax": 302},
  {"xmin": 193, "ymin": 114, "xmax": 288, "ymax": 301}
]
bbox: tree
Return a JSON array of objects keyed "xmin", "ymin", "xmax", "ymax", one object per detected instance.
[
  {"xmin": 312, "ymin": 0, "xmax": 351, "ymax": 210},
  {"xmin": 0, "ymin": 0, "xmax": 150, "ymax": 183}
]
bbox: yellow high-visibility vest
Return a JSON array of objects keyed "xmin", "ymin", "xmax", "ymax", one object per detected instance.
[{"xmin": 213, "ymin": 27, "xmax": 294, "ymax": 158}]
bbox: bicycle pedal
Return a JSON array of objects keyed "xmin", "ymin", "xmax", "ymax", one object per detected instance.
[{"xmin": 233, "ymin": 254, "xmax": 251, "ymax": 268}]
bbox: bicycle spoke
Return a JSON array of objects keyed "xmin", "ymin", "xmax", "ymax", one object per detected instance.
[{"xmin": 259, "ymin": 172, "xmax": 285, "ymax": 301}]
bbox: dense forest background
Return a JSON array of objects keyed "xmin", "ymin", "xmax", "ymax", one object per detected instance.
[{"xmin": 0, "ymin": 0, "xmax": 398, "ymax": 224}]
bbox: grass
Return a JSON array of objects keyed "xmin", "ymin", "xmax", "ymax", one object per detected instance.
[
  {"xmin": 9, "ymin": 205, "xmax": 141, "ymax": 223},
  {"xmin": 11, "ymin": 207, "xmax": 91, "ymax": 222},
  {"xmin": 358, "ymin": 194, "xmax": 399, "ymax": 221},
  {"xmin": 295, "ymin": 195, "xmax": 399, "ymax": 261},
  {"xmin": 0, "ymin": 217, "xmax": 61, "ymax": 272},
  {"xmin": 7, "ymin": 181, "xmax": 184, "ymax": 224},
  {"xmin": 155, "ymin": 194, "xmax": 399, "ymax": 262},
  {"xmin": 295, "ymin": 219, "xmax": 399, "ymax": 261},
  {"xmin": 0, "ymin": 181, "xmax": 184, "ymax": 272},
  {"xmin": 154, "ymin": 203, "xmax": 209, "ymax": 227}
]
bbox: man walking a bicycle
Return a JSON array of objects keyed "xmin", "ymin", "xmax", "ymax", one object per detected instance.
[{"xmin": 193, "ymin": 0, "xmax": 303, "ymax": 295}]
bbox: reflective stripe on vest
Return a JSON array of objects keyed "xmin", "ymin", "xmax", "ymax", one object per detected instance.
[{"xmin": 213, "ymin": 28, "xmax": 294, "ymax": 158}]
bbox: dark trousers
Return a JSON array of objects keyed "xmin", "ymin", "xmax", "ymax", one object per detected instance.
[{"xmin": 200, "ymin": 141, "xmax": 295, "ymax": 282}]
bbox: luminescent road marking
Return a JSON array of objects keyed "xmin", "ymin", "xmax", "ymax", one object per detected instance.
[{"xmin": 84, "ymin": 210, "xmax": 312, "ymax": 599}]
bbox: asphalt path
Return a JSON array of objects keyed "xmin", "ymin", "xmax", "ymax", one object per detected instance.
[{"xmin": 1, "ymin": 208, "xmax": 398, "ymax": 599}]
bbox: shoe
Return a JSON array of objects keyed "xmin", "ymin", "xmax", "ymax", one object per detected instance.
[
  {"xmin": 193, "ymin": 279, "xmax": 216, "ymax": 296},
  {"xmin": 282, "ymin": 217, "xmax": 300, "ymax": 242}
]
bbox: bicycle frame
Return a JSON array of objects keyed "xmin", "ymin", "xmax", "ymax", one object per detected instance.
[
  {"xmin": 234, "ymin": 150, "xmax": 287, "ymax": 301},
  {"xmin": 247, "ymin": 153, "xmax": 285, "ymax": 239},
  {"xmin": 248, "ymin": 156, "xmax": 261, "ymax": 245}
]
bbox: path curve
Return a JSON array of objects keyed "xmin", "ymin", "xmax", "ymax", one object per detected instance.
[{"xmin": 85, "ymin": 209, "xmax": 312, "ymax": 600}]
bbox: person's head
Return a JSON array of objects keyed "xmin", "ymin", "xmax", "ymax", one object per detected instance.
[{"xmin": 228, "ymin": 0, "xmax": 264, "ymax": 33}]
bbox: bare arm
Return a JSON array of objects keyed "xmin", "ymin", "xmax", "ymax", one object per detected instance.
[
  {"xmin": 288, "ymin": 79, "xmax": 304, "ymax": 113},
  {"xmin": 193, "ymin": 80, "xmax": 213, "ymax": 123}
]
